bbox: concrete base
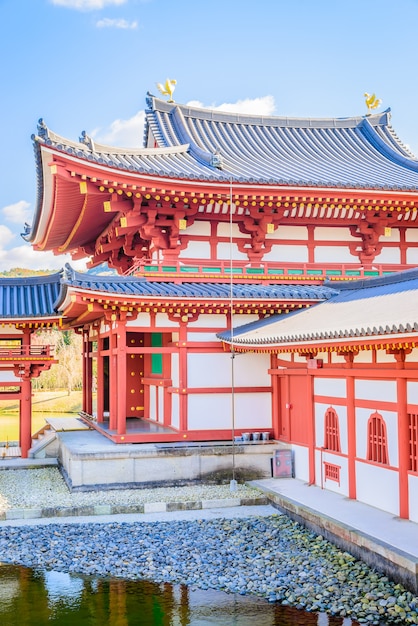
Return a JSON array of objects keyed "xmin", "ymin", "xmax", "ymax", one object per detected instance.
[{"xmin": 57, "ymin": 430, "xmax": 283, "ymax": 491}]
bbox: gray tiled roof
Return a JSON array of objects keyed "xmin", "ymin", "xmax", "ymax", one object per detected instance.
[
  {"xmin": 0, "ymin": 273, "xmax": 61, "ymax": 318},
  {"xmin": 31, "ymin": 95, "xmax": 418, "ymax": 191},
  {"xmin": 218, "ymin": 269, "xmax": 418, "ymax": 347},
  {"xmin": 59, "ymin": 265, "xmax": 337, "ymax": 301}
]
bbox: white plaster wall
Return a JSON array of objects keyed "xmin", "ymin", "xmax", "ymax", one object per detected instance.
[
  {"xmin": 187, "ymin": 392, "xmax": 272, "ymax": 430},
  {"xmin": 405, "ymin": 348, "xmax": 418, "ymax": 363},
  {"xmin": 291, "ymin": 444, "xmax": 309, "ymax": 482},
  {"xmin": 188, "ymin": 353, "xmax": 230, "ymax": 387},
  {"xmin": 354, "ymin": 351, "xmax": 373, "ymax": 363},
  {"xmin": 314, "ymin": 246, "xmax": 355, "ymax": 263},
  {"xmin": 263, "ymin": 245, "xmax": 308, "ymax": 262},
  {"xmin": 171, "ymin": 353, "xmax": 180, "ymax": 387},
  {"xmin": 188, "ymin": 314, "xmax": 226, "ymax": 329},
  {"xmin": 158, "ymin": 387, "xmax": 164, "ymax": 423},
  {"xmin": 187, "ymin": 352, "xmax": 270, "ymax": 387},
  {"xmin": 276, "ymin": 226, "xmax": 308, "ymax": 240},
  {"xmin": 356, "ymin": 461, "xmax": 399, "ymax": 515},
  {"xmin": 126, "ymin": 314, "xmax": 149, "ymax": 328},
  {"xmin": 407, "ymin": 381, "xmax": 418, "ymax": 404},
  {"xmin": 0, "ymin": 371, "xmax": 19, "ymax": 382},
  {"xmin": 330, "ymin": 353, "xmax": 346, "ymax": 364},
  {"xmin": 235, "ymin": 393, "xmax": 272, "ymax": 428},
  {"xmin": 179, "ymin": 241, "xmax": 211, "ymax": 259},
  {"xmin": 376, "ymin": 350, "xmax": 397, "ymax": 364},
  {"xmin": 355, "ymin": 408, "xmax": 398, "ymax": 466},
  {"xmin": 408, "ymin": 474, "xmax": 418, "ymax": 523},
  {"xmin": 217, "ymin": 223, "xmax": 242, "ymax": 238},
  {"xmin": 315, "ymin": 402, "xmax": 348, "ymax": 454},
  {"xmin": 374, "ymin": 247, "xmax": 400, "ymax": 264},
  {"xmin": 314, "ymin": 450, "xmax": 349, "ymax": 495},
  {"xmin": 183, "ymin": 222, "xmax": 211, "ymax": 236},
  {"xmin": 382, "ymin": 228, "xmax": 400, "ymax": 242},
  {"xmin": 232, "ymin": 314, "xmax": 260, "ymax": 328},
  {"xmin": 406, "ymin": 248, "xmax": 418, "ymax": 264},
  {"xmin": 217, "ymin": 243, "xmax": 249, "ymax": 260},
  {"xmin": 187, "ymin": 332, "xmax": 219, "ymax": 343},
  {"xmin": 314, "ymin": 227, "xmax": 355, "ymax": 241},
  {"xmin": 149, "ymin": 386, "xmax": 157, "ymax": 421},
  {"xmin": 406, "ymin": 229, "xmax": 418, "ymax": 242},
  {"xmin": 155, "ymin": 313, "xmax": 183, "ymax": 328},
  {"xmin": 314, "ymin": 377, "xmax": 346, "ymax": 398},
  {"xmin": 171, "ymin": 393, "xmax": 179, "ymax": 429},
  {"xmin": 188, "ymin": 394, "xmax": 232, "ymax": 429},
  {"xmin": 355, "ymin": 379, "xmax": 397, "ymax": 402}
]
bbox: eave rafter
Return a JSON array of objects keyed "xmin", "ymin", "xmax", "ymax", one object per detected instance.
[
  {"xmin": 227, "ymin": 335, "xmax": 418, "ymax": 356},
  {"xmin": 60, "ymin": 290, "xmax": 315, "ymax": 328},
  {"xmin": 42, "ymin": 149, "xmax": 418, "ymax": 273}
]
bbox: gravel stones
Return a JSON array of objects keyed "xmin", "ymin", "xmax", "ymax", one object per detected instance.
[
  {"xmin": 0, "ymin": 468, "xmax": 260, "ymax": 513},
  {"xmin": 0, "ymin": 515, "xmax": 417, "ymax": 624}
]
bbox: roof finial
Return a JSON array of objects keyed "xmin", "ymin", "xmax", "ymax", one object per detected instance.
[
  {"xmin": 156, "ymin": 79, "xmax": 177, "ymax": 103},
  {"xmin": 364, "ymin": 92, "xmax": 382, "ymax": 114}
]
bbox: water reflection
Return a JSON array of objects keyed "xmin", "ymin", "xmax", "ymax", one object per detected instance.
[{"xmin": 0, "ymin": 564, "xmax": 359, "ymax": 626}]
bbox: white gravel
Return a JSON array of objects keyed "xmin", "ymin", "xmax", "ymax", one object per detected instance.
[{"xmin": 0, "ymin": 468, "xmax": 262, "ymax": 512}]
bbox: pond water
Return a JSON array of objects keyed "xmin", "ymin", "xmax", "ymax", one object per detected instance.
[
  {"xmin": 0, "ymin": 412, "xmax": 75, "ymax": 443},
  {"xmin": 0, "ymin": 564, "xmax": 361, "ymax": 626}
]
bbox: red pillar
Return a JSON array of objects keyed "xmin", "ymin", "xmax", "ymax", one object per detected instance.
[
  {"xmin": 346, "ymin": 375, "xmax": 357, "ymax": 500},
  {"xmin": 109, "ymin": 325, "xmax": 118, "ymax": 431},
  {"xmin": 96, "ymin": 336, "xmax": 104, "ymax": 423},
  {"xmin": 306, "ymin": 372, "xmax": 316, "ymax": 485},
  {"xmin": 397, "ymin": 376, "xmax": 409, "ymax": 519},
  {"xmin": 82, "ymin": 332, "xmax": 93, "ymax": 415},
  {"xmin": 20, "ymin": 375, "xmax": 32, "ymax": 458},
  {"xmin": 116, "ymin": 320, "xmax": 127, "ymax": 436},
  {"xmin": 178, "ymin": 322, "xmax": 188, "ymax": 432}
]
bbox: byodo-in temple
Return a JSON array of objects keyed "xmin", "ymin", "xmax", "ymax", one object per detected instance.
[{"xmin": 2, "ymin": 93, "xmax": 418, "ymax": 521}]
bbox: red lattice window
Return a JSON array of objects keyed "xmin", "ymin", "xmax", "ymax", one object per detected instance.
[
  {"xmin": 408, "ymin": 413, "xmax": 418, "ymax": 473},
  {"xmin": 367, "ymin": 412, "xmax": 389, "ymax": 465},
  {"xmin": 324, "ymin": 462, "xmax": 340, "ymax": 485},
  {"xmin": 324, "ymin": 407, "xmax": 341, "ymax": 452}
]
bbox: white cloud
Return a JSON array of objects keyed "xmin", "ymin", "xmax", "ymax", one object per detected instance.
[
  {"xmin": 92, "ymin": 110, "xmax": 146, "ymax": 148},
  {"xmin": 2, "ymin": 200, "xmax": 32, "ymax": 225},
  {"xmin": 50, "ymin": 0, "xmax": 127, "ymax": 10},
  {"xmin": 0, "ymin": 244, "xmax": 88, "ymax": 272},
  {"xmin": 0, "ymin": 225, "xmax": 15, "ymax": 248},
  {"xmin": 96, "ymin": 17, "xmax": 137, "ymax": 28},
  {"xmin": 92, "ymin": 96, "xmax": 276, "ymax": 148},
  {"xmin": 186, "ymin": 95, "xmax": 276, "ymax": 116}
]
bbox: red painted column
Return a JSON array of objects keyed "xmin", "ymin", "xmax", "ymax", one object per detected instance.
[
  {"xmin": 346, "ymin": 374, "xmax": 357, "ymax": 500},
  {"xmin": 306, "ymin": 372, "xmax": 316, "ymax": 485},
  {"xmin": 270, "ymin": 354, "xmax": 280, "ymax": 439},
  {"xmin": 109, "ymin": 325, "xmax": 117, "ymax": 431},
  {"xmin": 96, "ymin": 336, "xmax": 104, "ymax": 423},
  {"xmin": 116, "ymin": 320, "xmax": 127, "ymax": 436},
  {"xmin": 397, "ymin": 376, "xmax": 409, "ymax": 519},
  {"xmin": 82, "ymin": 332, "xmax": 93, "ymax": 415},
  {"xmin": 20, "ymin": 373, "xmax": 32, "ymax": 459},
  {"xmin": 178, "ymin": 322, "xmax": 188, "ymax": 432}
]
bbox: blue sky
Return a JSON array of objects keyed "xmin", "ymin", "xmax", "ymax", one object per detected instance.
[{"xmin": 1, "ymin": 0, "xmax": 418, "ymax": 271}]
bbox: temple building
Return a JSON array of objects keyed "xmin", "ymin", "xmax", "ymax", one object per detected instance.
[{"xmin": 5, "ymin": 93, "xmax": 418, "ymax": 519}]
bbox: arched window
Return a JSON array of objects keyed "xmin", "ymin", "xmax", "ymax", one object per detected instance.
[
  {"xmin": 324, "ymin": 407, "xmax": 341, "ymax": 452},
  {"xmin": 408, "ymin": 413, "xmax": 418, "ymax": 473},
  {"xmin": 367, "ymin": 412, "xmax": 389, "ymax": 465}
]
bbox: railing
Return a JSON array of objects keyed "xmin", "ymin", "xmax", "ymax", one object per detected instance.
[
  {"xmin": 0, "ymin": 345, "xmax": 53, "ymax": 359},
  {"xmin": 124, "ymin": 259, "xmax": 413, "ymax": 282}
]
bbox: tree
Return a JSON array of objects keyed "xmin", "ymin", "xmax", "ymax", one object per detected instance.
[{"xmin": 32, "ymin": 329, "xmax": 82, "ymax": 393}]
